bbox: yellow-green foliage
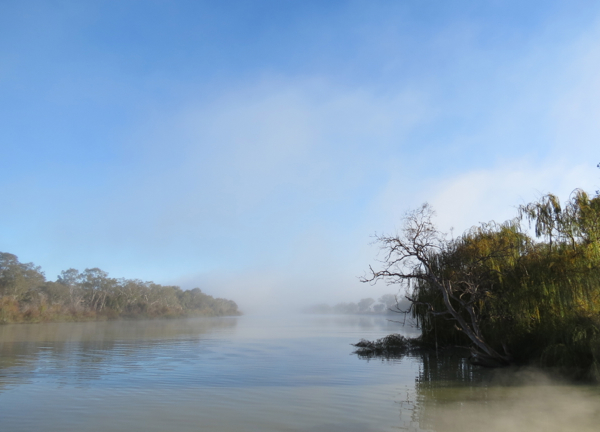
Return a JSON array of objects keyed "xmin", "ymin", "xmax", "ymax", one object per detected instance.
[{"xmin": 412, "ymin": 190, "xmax": 600, "ymax": 378}]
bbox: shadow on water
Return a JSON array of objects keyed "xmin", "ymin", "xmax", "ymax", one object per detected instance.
[{"xmin": 356, "ymin": 347, "xmax": 600, "ymax": 432}]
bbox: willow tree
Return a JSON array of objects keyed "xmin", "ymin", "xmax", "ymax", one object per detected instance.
[
  {"xmin": 363, "ymin": 191, "xmax": 600, "ymax": 373},
  {"xmin": 515, "ymin": 190, "xmax": 600, "ymax": 373},
  {"xmin": 362, "ymin": 204, "xmax": 519, "ymax": 365}
]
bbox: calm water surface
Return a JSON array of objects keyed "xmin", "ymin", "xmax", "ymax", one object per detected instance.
[{"xmin": 0, "ymin": 315, "xmax": 599, "ymax": 431}]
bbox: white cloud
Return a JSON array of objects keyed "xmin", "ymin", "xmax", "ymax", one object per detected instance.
[{"xmin": 426, "ymin": 162, "xmax": 598, "ymax": 236}]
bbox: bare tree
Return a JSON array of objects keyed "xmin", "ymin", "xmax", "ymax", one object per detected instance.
[{"xmin": 362, "ymin": 203, "xmax": 513, "ymax": 366}]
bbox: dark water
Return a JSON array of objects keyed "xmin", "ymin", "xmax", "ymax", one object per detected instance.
[{"xmin": 0, "ymin": 315, "xmax": 598, "ymax": 431}]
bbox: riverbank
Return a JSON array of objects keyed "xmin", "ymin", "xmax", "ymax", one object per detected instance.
[
  {"xmin": 0, "ymin": 253, "xmax": 241, "ymax": 324},
  {"xmin": 0, "ymin": 296, "xmax": 241, "ymax": 325}
]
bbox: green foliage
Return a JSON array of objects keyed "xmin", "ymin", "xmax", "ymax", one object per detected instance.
[
  {"xmin": 0, "ymin": 256, "xmax": 240, "ymax": 323},
  {"xmin": 353, "ymin": 334, "xmax": 421, "ymax": 358},
  {"xmin": 409, "ymin": 190, "xmax": 600, "ymax": 378},
  {"xmin": 0, "ymin": 253, "xmax": 45, "ymax": 300}
]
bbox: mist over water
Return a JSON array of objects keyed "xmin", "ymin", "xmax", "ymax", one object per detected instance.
[
  {"xmin": 425, "ymin": 384, "xmax": 600, "ymax": 432},
  {"xmin": 0, "ymin": 315, "xmax": 598, "ymax": 432}
]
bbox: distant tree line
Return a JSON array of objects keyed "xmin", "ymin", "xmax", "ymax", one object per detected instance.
[
  {"xmin": 0, "ymin": 253, "xmax": 240, "ymax": 323},
  {"xmin": 303, "ymin": 294, "xmax": 410, "ymax": 315}
]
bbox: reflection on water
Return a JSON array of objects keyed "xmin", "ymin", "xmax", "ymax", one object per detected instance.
[
  {"xmin": 412, "ymin": 365, "xmax": 600, "ymax": 432},
  {"xmin": 374, "ymin": 349, "xmax": 600, "ymax": 432},
  {"xmin": 0, "ymin": 315, "xmax": 598, "ymax": 431},
  {"xmin": 0, "ymin": 317, "xmax": 238, "ymax": 391}
]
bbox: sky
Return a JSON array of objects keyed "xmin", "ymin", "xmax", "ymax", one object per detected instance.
[{"xmin": 1, "ymin": 0, "xmax": 600, "ymax": 312}]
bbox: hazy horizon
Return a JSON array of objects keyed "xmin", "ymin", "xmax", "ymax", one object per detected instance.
[{"xmin": 2, "ymin": 1, "xmax": 600, "ymax": 313}]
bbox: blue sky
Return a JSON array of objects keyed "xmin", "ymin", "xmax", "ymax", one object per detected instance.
[{"xmin": 2, "ymin": 0, "xmax": 600, "ymax": 311}]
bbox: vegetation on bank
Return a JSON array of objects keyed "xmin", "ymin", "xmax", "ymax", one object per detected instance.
[
  {"xmin": 353, "ymin": 334, "xmax": 423, "ymax": 358},
  {"xmin": 0, "ymin": 253, "xmax": 240, "ymax": 323},
  {"xmin": 362, "ymin": 188, "xmax": 600, "ymax": 380}
]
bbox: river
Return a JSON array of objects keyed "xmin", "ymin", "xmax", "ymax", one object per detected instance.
[{"xmin": 0, "ymin": 314, "xmax": 598, "ymax": 431}]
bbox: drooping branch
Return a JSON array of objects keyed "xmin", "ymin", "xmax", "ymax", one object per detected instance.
[{"xmin": 362, "ymin": 203, "xmax": 513, "ymax": 365}]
